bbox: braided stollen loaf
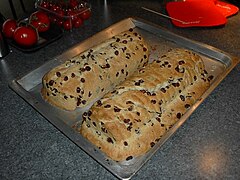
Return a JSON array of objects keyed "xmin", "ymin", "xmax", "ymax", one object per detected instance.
[
  {"xmin": 80, "ymin": 48, "xmax": 210, "ymax": 161},
  {"xmin": 41, "ymin": 29, "xmax": 149, "ymax": 110}
]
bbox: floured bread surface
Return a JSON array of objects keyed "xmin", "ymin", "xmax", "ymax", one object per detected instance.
[
  {"xmin": 79, "ymin": 48, "xmax": 210, "ymax": 161},
  {"xmin": 41, "ymin": 29, "xmax": 149, "ymax": 110}
]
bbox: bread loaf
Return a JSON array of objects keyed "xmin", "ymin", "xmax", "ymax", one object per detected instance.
[
  {"xmin": 41, "ymin": 29, "xmax": 149, "ymax": 110},
  {"xmin": 79, "ymin": 48, "xmax": 210, "ymax": 161}
]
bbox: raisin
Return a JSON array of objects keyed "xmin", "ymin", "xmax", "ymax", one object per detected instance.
[
  {"xmin": 83, "ymin": 112, "xmax": 88, "ymax": 116},
  {"xmin": 56, "ymin": 72, "xmax": 61, "ymax": 77},
  {"xmin": 85, "ymin": 66, "xmax": 91, "ymax": 71},
  {"xmin": 136, "ymin": 112, "xmax": 140, "ymax": 116},
  {"xmin": 208, "ymin": 75, "xmax": 214, "ymax": 81},
  {"xmin": 175, "ymin": 66, "xmax": 180, "ymax": 72},
  {"xmin": 97, "ymin": 100, "xmax": 102, "ymax": 106},
  {"xmin": 185, "ymin": 104, "xmax": 191, "ymax": 109},
  {"xmin": 88, "ymin": 111, "xmax": 92, "ymax": 116},
  {"xmin": 160, "ymin": 88, "xmax": 166, "ymax": 93},
  {"xmin": 101, "ymin": 127, "xmax": 107, "ymax": 133},
  {"xmin": 150, "ymin": 142, "xmax": 155, "ymax": 147},
  {"xmin": 134, "ymin": 119, "xmax": 141, "ymax": 122},
  {"xmin": 49, "ymin": 80, "xmax": 54, "ymax": 86},
  {"xmin": 135, "ymin": 81, "xmax": 140, "ymax": 86},
  {"xmin": 104, "ymin": 104, "xmax": 111, "ymax": 108},
  {"xmin": 172, "ymin": 82, "xmax": 180, "ymax": 87},
  {"xmin": 128, "ymin": 106, "xmax": 133, "ymax": 111},
  {"xmin": 71, "ymin": 73, "xmax": 75, "ymax": 78},
  {"xmin": 124, "ymin": 119, "xmax": 130, "ymax": 123},
  {"xmin": 114, "ymin": 50, "xmax": 119, "ymax": 56},
  {"xmin": 88, "ymin": 91, "xmax": 92, "ymax": 97},
  {"xmin": 76, "ymin": 87, "xmax": 81, "ymax": 93},
  {"xmin": 127, "ymin": 126, "xmax": 132, "ymax": 131},
  {"xmin": 81, "ymin": 78, "xmax": 85, "ymax": 83},
  {"xmin": 180, "ymin": 95, "xmax": 185, "ymax": 101},
  {"xmin": 124, "ymin": 141, "xmax": 128, "ymax": 146},
  {"xmin": 82, "ymin": 100, "xmax": 86, "ymax": 105},
  {"xmin": 77, "ymin": 98, "xmax": 81, "ymax": 106},
  {"xmin": 176, "ymin": 113, "xmax": 182, "ymax": 119},
  {"xmin": 194, "ymin": 76, "xmax": 197, "ymax": 81},
  {"xmin": 159, "ymin": 100, "xmax": 163, "ymax": 105},
  {"xmin": 64, "ymin": 76, "xmax": 68, "ymax": 81},
  {"xmin": 178, "ymin": 60, "xmax": 185, "ymax": 65},
  {"xmin": 114, "ymin": 106, "xmax": 121, "ymax": 112},
  {"xmin": 151, "ymin": 100, "xmax": 157, "ymax": 104},
  {"xmin": 126, "ymin": 156, "xmax": 133, "ymax": 161},
  {"xmin": 107, "ymin": 137, "xmax": 113, "ymax": 143}
]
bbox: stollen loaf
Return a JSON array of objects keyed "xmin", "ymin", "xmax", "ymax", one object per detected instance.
[
  {"xmin": 79, "ymin": 48, "xmax": 210, "ymax": 161},
  {"xmin": 41, "ymin": 29, "xmax": 149, "ymax": 110}
]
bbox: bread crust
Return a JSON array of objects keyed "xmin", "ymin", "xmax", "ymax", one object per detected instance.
[
  {"xmin": 80, "ymin": 48, "xmax": 210, "ymax": 161},
  {"xmin": 41, "ymin": 29, "xmax": 149, "ymax": 110}
]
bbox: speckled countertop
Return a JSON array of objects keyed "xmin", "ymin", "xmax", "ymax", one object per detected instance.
[{"xmin": 1, "ymin": 0, "xmax": 240, "ymax": 179}]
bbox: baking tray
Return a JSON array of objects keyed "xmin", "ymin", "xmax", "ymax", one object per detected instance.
[{"xmin": 9, "ymin": 17, "xmax": 239, "ymax": 179}]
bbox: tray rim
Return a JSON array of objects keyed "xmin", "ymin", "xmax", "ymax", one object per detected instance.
[{"xmin": 8, "ymin": 17, "xmax": 240, "ymax": 180}]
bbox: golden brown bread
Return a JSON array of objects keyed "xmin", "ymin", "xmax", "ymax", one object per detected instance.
[
  {"xmin": 79, "ymin": 48, "xmax": 210, "ymax": 161},
  {"xmin": 41, "ymin": 29, "xmax": 149, "ymax": 110}
]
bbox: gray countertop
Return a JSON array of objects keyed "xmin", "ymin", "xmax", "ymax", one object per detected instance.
[{"xmin": 1, "ymin": 0, "xmax": 239, "ymax": 179}]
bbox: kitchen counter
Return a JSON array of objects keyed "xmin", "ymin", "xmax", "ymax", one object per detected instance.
[{"xmin": 1, "ymin": 0, "xmax": 239, "ymax": 179}]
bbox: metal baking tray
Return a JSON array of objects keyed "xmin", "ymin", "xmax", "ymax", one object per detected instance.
[{"xmin": 9, "ymin": 17, "xmax": 239, "ymax": 179}]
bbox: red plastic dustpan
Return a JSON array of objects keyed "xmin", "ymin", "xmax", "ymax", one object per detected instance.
[
  {"xmin": 215, "ymin": 0, "xmax": 239, "ymax": 17},
  {"xmin": 166, "ymin": 0, "xmax": 227, "ymax": 27}
]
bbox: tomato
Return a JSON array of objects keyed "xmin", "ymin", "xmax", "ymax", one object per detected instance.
[
  {"xmin": 51, "ymin": 4, "xmax": 60, "ymax": 12},
  {"xmin": 29, "ymin": 11, "xmax": 50, "ymax": 32},
  {"xmin": 40, "ymin": 1, "xmax": 49, "ymax": 9},
  {"xmin": 69, "ymin": 0, "xmax": 78, "ymax": 9},
  {"xmin": 73, "ymin": 17, "xmax": 83, "ymax": 28},
  {"xmin": 56, "ymin": 9, "xmax": 65, "ymax": 18},
  {"xmin": 63, "ymin": 19, "xmax": 72, "ymax": 30},
  {"xmin": 80, "ymin": 10, "xmax": 91, "ymax": 20},
  {"xmin": 67, "ymin": 11, "xmax": 78, "ymax": 22},
  {"xmin": 2, "ymin": 19, "xmax": 18, "ymax": 38},
  {"xmin": 13, "ymin": 26, "xmax": 38, "ymax": 47}
]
